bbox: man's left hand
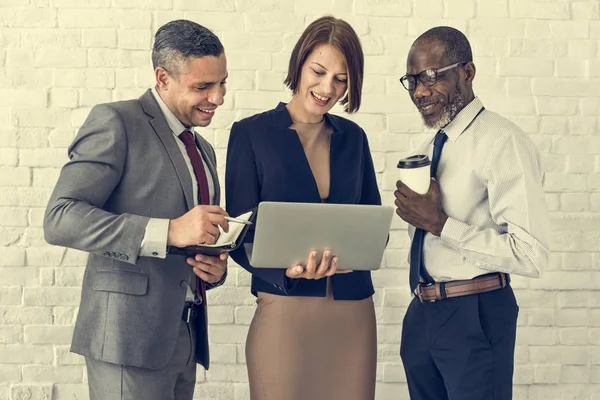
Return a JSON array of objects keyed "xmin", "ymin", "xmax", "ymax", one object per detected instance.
[
  {"xmin": 186, "ymin": 253, "xmax": 228, "ymax": 283},
  {"xmin": 394, "ymin": 178, "xmax": 448, "ymax": 236}
]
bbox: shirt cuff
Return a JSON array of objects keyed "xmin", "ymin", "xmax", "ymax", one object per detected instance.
[
  {"xmin": 440, "ymin": 217, "xmax": 469, "ymax": 251},
  {"xmin": 139, "ymin": 218, "xmax": 169, "ymax": 259}
]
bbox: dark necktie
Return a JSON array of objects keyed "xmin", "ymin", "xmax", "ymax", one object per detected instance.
[
  {"xmin": 178, "ymin": 130, "xmax": 210, "ymax": 304},
  {"xmin": 409, "ymin": 130, "xmax": 448, "ymax": 293}
]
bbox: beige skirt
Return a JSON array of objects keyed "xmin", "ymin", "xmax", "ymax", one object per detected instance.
[{"xmin": 246, "ymin": 279, "xmax": 377, "ymax": 400}]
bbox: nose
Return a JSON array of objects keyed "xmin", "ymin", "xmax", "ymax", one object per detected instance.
[
  {"xmin": 413, "ymin": 78, "xmax": 433, "ymax": 99},
  {"xmin": 320, "ymin": 77, "xmax": 336, "ymax": 96},
  {"xmin": 208, "ymin": 85, "xmax": 225, "ymax": 106}
]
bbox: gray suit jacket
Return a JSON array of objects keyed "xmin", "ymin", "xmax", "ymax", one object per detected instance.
[{"xmin": 44, "ymin": 89, "xmax": 223, "ymax": 370}]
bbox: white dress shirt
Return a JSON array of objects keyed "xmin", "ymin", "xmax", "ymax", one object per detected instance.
[
  {"xmin": 139, "ymin": 87, "xmax": 216, "ymax": 259},
  {"xmin": 410, "ymin": 97, "xmax": 550, "ymax": 281}
]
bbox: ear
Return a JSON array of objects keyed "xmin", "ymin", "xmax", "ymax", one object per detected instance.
[
  {"xmin": 463, "ymin": 61, "xmax": 476, "ymax": 86},
  {"xmin": 155, "ymin": 67, "xmax": 170, "ymax": 91}
]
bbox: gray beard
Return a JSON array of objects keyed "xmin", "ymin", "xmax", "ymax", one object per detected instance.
[{"xmin": 423, "ymin": 87, "xmax": 465, "ymax": 130}]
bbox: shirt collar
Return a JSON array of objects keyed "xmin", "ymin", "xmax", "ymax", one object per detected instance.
[
  {"xmin": 150, "ymin": 86, "xmax": 191, "ymax": 136},
  {"xmin": 271, "ymin": 102, "xmax": 342, "ymax": 132},
  {"xmin": 440, "ymin": 96, "xmax": 484, "ymax": 143}
]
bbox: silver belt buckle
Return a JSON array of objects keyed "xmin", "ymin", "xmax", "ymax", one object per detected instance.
[
  {"xmin": 416, "ymin": 283, "xmax": 435, "ymax": 303},
  {"xmin": 415, "ymin": 285, "xmax": 425, "ymax": 303}
]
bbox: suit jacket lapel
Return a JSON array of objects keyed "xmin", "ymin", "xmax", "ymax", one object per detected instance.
[{"xmin": 139, "ymin": 89, "xmax": 195, "ymax": 210}]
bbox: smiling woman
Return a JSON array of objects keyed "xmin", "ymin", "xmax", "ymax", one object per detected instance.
[{"xmin": 225, "ymin": 15, "xmax": 380, "ymax": 400}]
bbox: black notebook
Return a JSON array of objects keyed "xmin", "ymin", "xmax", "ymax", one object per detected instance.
[{"xmin": 167, "ymin": 210, "xmax": 254, "ymax": 257}]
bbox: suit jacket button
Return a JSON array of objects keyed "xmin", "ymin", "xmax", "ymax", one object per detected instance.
[
  {"xmin": 180, "ymin": 280, "xmax": 187, "ymax": 289},
  {"xmin": 152, "ymin": 252, "xmax": 158, "ymax": 256},
  {"xmin": 103, "ymin": 251, "xmax": 110, "ymax": 257},
  {"xmin": 121, "ymin": 255, "xmax": 129, "ymax": 261}
]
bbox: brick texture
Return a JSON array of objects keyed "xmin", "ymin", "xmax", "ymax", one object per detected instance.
[{"xmin": 0, "ymin": 1, "xmax": 598, "ymax": 399}]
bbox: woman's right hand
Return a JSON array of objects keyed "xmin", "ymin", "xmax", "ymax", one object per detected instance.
[{"xmin": 285, "ymin": 250, "xmax": 351, "ymax": 279}]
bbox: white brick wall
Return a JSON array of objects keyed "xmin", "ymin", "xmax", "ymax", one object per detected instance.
[{"xmin": 0, "ymin": 1, "xmax": 598, "ymax": 399}]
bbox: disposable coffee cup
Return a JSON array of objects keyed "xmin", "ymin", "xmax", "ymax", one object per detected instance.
[{"xmin": 397, "ymin": 155, "xmax": 431, "ymax": 194}]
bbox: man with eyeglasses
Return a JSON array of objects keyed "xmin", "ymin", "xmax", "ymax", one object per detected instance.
[{"xmin": 394, "ymin": 26, "xmax": 549, "ymax": 400}]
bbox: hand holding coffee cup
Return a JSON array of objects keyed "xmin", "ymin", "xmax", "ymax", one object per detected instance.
[{"xmin": 397, "ymin": 155, "xmax": 431, "ymax": 195}]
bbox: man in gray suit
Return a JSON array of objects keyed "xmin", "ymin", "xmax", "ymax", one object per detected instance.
[{"xmin": 44, "ymin": 20, "xmax": 231, "ymax": 400}]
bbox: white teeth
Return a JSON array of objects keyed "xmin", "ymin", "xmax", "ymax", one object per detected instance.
[
  {"xmin": 198, "ymin": 108, "xmax": 215, "ymax": 114},
  {"xmin": 311, "ymin": 92, "xmax": 329, "ymax": 102}
]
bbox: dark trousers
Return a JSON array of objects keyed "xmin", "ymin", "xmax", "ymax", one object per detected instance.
[{"xmin": 400, "ymin": 285, "xmax": 518, "ymax": 400}]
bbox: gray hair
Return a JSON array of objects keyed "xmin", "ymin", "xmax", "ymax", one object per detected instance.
[{"xmin": 152, "ymin": 19, "xmax": 224, "ymax": 77}]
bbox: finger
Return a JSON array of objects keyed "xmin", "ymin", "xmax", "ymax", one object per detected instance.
[
  {"xmin": 325, "ymin": 256, "xmax": 338, "ymax": 277},
  {"xmin": 396, "ymin": 180, "xmax": 409, "ymax": 191},
  {"xmin": 187, "ymin": 258, "xmax": 220, "ymax": 276},
  {"xmin": 286, "ymin": 265, "xmax": 304, "ymax": 278},
  {"xmin": 201, "ymin": 205, "xmax": 229, "ymax": 216},
  {"xmin": 315, "ymin": 250, "xmax": 331, "ymax": 278},
  {"xmin": 199, "ymin": 234, "xmax": 215, "ymax": 245},
  {"xmin": 194, "ymin": 254, "xmax": 221, "ymax": 266},
  {"xmin": 394, "ymin": 199, "xmax": 410, "ymax": 216},
  {"xmin": 397, "ymin": 181, "xmax": 417, "ymax": 197},
  {"xmin": 428, "ymin": 178, "xmax": 440, "ymax": 196},
  {"xmin": 394, "ymin": 197, "xmax": 407, "ymax": 209},
  {"xmin": 395, "ymin": 208, "xmax": 410, "ymax": 223},
  {"xmin": 219, "ymin": 252, "xmax": 229, "ymax": 261},
  {"xmin": 304, "ymin": 251, "xmax": 318, "ymax": 279},
  {"xmin": 200, "ymin": 223, "xmax": 220, "ymax": 241},
  {"xmin": 207, "ymin": 214, "xmax": 230, "ymax": 233},
  {"xmin": 192, "ymin": 267, "xmax": 219, "ymax": 283},
  {"xmin": 189, "ymin": 254, "xmax": 224, "ymax": 271},
  {"xmin": 394, "ymin": 189, "xmax": 406, "ymax": 200}
]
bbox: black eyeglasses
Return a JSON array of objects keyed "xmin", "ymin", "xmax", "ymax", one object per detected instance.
[{"xmin": 399, "ymin": 62, "xmax": 465, "ymax": 91}]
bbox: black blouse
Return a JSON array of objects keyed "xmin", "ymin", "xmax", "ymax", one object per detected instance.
[{"xmin": 225, "ymin": 103, "xmax": 382, "ymax": 300}]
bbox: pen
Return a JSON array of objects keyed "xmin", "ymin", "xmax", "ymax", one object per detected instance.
[{"xmin": 225, "ymin": 216, "xmax": 253, "ymax": 225}]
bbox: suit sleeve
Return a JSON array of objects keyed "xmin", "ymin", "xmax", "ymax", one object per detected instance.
[
  {"xmin": 44, "ymin": 104, "xmax": 149, "ymax": 265},
  {"xmin": 225, "ymin": 121, "xmax": 294, "ymax": 293}
]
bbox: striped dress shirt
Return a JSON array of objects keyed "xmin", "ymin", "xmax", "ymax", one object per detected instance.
[{"xmin": 410, "ymin": 97, "xmax": 550, "ymax": 281}]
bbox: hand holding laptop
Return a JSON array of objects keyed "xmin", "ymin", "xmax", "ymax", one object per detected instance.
[
  {"xmin": 285, "ymin": 249, "xmax": 351, "ymax": 279},
  {"xmin": 250, "ymin": 202, "xmax": 393, "ymax": 271}
]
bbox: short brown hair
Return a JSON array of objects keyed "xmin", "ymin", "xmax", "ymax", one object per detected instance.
[{"xmin": 284, "ymin": 16, "xmax": 364, "ymax": 113}]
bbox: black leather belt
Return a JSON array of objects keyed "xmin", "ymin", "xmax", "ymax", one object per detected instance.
[{"xmin": 182, "ymin": 302, "xmax": 201, "ymax": 323}]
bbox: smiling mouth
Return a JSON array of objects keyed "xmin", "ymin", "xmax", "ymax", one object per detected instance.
[
  {"xmin": 418, "ymin": 102, "xmax": 440, "ymax": 115},
  {"xmin": 195, "ymin": 107, "xmax": 216, "ymax": 115},
  {"xmin": 311, "ymin": 91, "xmax": 331, "ymax": 105}
]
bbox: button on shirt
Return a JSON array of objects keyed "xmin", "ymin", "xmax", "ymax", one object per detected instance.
[{"xmin": 410, "ymin": 97, "xmax": 550, "ymax": 281}]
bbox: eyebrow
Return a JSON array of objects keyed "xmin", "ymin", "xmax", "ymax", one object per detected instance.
[
  {"xmin": 194, "ymin": 74, "xmax": 229, "ymax": 86},
  {"xmin": 310, "ymin": 62, "xmax": 348, "ymax": 75}
]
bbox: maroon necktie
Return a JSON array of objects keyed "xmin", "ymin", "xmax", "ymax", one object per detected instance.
[{"xmin": 178, "ymin": 130, "xmax": 209, "ymax": 305}]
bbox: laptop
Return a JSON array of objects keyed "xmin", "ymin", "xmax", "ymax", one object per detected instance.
[{"xmin": 249, "ymin": 201, "xmax": 394, "ymax": 271}]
